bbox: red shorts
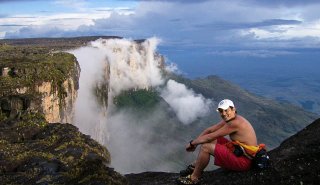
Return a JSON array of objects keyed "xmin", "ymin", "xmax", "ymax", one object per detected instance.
[{"xmin": 214, "ymin": 137, "xmax": 251, "ymax": 171}]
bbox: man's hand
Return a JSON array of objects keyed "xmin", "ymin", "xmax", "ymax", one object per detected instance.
[{"xmin": 186, "ymin": 140, "xmax": 197, "ymax": 152}]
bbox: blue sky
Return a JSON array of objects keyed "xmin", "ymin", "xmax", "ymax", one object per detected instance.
[
  {"xmin": 1, "ymin": 0, "xmax": 320, "ymax": 77},
  {"xmin": 1, "ymin": 0, "xmax": 320, "ymax": 45},
  {"xmin": 1, "ymin": 0, "xmax": 320, "ymax": 114}
]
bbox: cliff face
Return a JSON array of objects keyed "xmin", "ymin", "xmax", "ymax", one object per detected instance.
[
  {"xmin": 0, "ymin": 40, "xmax": 128, "ymax": 185},
  {"xmin": 0, "ymin": 45, "xmax": 80, "ymax": 123},
  {"xmin": 36, "ymin": 77, "xmax": 78, "ymax": 123}
]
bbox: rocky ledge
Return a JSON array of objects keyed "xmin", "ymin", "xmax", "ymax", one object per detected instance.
[
  {"xmin": 126, "ymin": 118, "xmax": 320, "ymax": 185},
  {"xmin": 0, "ymin": 114, "xmax": 319, "ymax": 185},
  {"xmin": 0, "ymin": 115, "xmax": 127, "ymax": 185}
]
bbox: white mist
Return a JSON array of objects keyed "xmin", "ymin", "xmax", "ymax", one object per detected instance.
[{"xmin": 69, "ymin": 38, "xmax": 213, "ymax": 173}]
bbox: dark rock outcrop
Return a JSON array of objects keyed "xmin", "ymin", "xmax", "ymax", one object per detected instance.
[
  {"xmin": 0, "ymin": 116, "xmax": 127, "ymax": 185},
  {"xmin": 126, "ymin": 118, "xmax": 320, "ymax": 185}
]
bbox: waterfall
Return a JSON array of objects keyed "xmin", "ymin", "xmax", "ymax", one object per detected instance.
[
  {"xmin": 70, "ymin": 37, "xmax": 212, "ymax": 173},
  {"xmin": 70, "ymin": 37, "xmax": 164, "ymax": 144}
]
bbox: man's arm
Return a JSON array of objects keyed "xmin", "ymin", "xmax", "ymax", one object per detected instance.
[
  {"xmin": 191, "ymin": 123, "xmax": 238, "ymax": 146},
  {"xmin": 198, "ymin": 121, "xmax": 225, "ymax": 137},
  {"xmin": 186, "ymin": 121, "xmax": 227, "ymax": 152}
]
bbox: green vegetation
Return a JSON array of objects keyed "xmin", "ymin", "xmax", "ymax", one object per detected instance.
[
  {"xmin": 0, "ymin": 45, "xmax": 78, "ymax": 94},
  {"xmin": 15, "ymin": 112, "xmax": 47, "ymax": 132},
  {"xmin": 113, "ymin": 89, "xmax": 160, "ymax": 109}
]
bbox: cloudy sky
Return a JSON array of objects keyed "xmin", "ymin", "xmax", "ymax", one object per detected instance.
[{"xmin": 1, "ymin": 0, "xmax": 320, "ymax": 78}]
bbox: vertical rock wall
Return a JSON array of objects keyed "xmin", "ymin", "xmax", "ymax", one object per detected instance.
[
  {"xmin": 36, "ymin": 77, "xmax": 78, "ymax": 123},
  {"xmin": 0, "ymin": 46, "xmax": 80, "ymax": 123}
]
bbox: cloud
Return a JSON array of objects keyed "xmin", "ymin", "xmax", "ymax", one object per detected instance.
[
  {"xmin": 2, "ymin": 11, "xmax": 112, "ymax": 39},
  {"xmin": 242, "ymin": 20, "xmax": 320, "ymax": 40},
  {"xmin": 0, "ymin": 24, "xmax": 29, "ymax": 27},
  {"xmin": 71, "ymin": 37, "xmax": 212, "ymax": 127},
  {"xmin": 5, "ymin": 26, "xmax": 65, "ymax": 39},
  {"xmin": 53, "ymin": 0, "xmax": 88, "ymax": 11},
  {"xmin": 70, "ymin": 37, "xmax": 165, "ymax": 136},
  {"xmin": 0, "ymin": 0, "xmax": 41, "ymax": 2},
  {"xmin": 69, "ymin": 46, "xmax": 107, "ymax": 137},
  {"xmin": 258, "ymin": 19, "xmax": 302, "ymax": 26},
  {"xmin": 88, "ymin": 1, "xmax": 320, "ymax": 49},
  {"xmin": 88, "ymin": 37, "xmax": 164, "ymax": 96},
  {"xmin": 160, "ymin": 80, "xmax": 213, "ymax": 124},
  {"xmin": 119, "ymin": 0, "xmax": 210, "ymax": 3},
  {"xmin": 247, "ymin": 0, "xmax": 320, "ymax": 7},
  {"xmin": 209, "ymin": 49, "xmax": 299, "ymax": 58},
  {"xmin": 3, "ymin": 0, "xmax": 320, "ymax": 51},
  {"xmin": 70, "ymin": 38, "xmax": 196, "ymax": 173},
  {"xmin": 128, "ymin": 0, "xmax": 319, "ymax": 3},
  {"xmin": 165, "ymin": 61, "xmax": 180, "ymax": 74},
  {"xmin": 104, "ymin": 107, "xmax": 188, "ymax": 173},
  {"xmin": 194, "ymin": 19, "xmax": 302, "ymax": 32}
]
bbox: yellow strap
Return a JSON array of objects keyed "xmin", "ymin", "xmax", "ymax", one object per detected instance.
[{"xmin": 233, "ymin": 141, "xmax": 265, "ymax": 157}]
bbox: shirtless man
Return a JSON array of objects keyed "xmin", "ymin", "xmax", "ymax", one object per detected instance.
[{"xmin": 177, "ymin": 99, "xmax": 257, "ymax": 185}]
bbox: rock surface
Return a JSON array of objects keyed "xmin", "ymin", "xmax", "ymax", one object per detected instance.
[
  {"xmin": 3, "ymin": 117, "xmax": 318, "ymax": 185},
  {"xmin": 0, "ymin": 116, "xmax": 127, "ymax": 185},
  {"xmin": 126, "ymin": 118, "xmax": 320, "ymax": 185}
]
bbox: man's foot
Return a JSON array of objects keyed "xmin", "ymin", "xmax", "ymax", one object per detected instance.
[
  {"xmin": 179, "ymin": 164, "xmax": 195, "ymax": 177},
  {"xmin": 176, "ymin": 175, "xmax": 201, "ymax": 185}
]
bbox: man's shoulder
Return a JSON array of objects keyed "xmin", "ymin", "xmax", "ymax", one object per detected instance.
[
  {"xmin": 236, "ymin": 115, "xmax": 248, "ymax": 121},
  {"xmin": 233, "ymin": 115, "xmax": 251, "ymax": 125}
]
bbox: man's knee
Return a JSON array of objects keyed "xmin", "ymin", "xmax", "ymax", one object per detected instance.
[{"xmin": 201, "ymin": 142, "xmax": 216, "ymax": 154}]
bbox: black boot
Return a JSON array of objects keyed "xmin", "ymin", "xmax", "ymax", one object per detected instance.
[{"xmin": 179, "ymin": 164, "xmax": 195, "ymax": 177}]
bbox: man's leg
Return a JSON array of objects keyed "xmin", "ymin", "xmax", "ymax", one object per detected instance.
[{"xmin": 191, "ymin": 140, "xmax": 217, "ymax": 181}]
